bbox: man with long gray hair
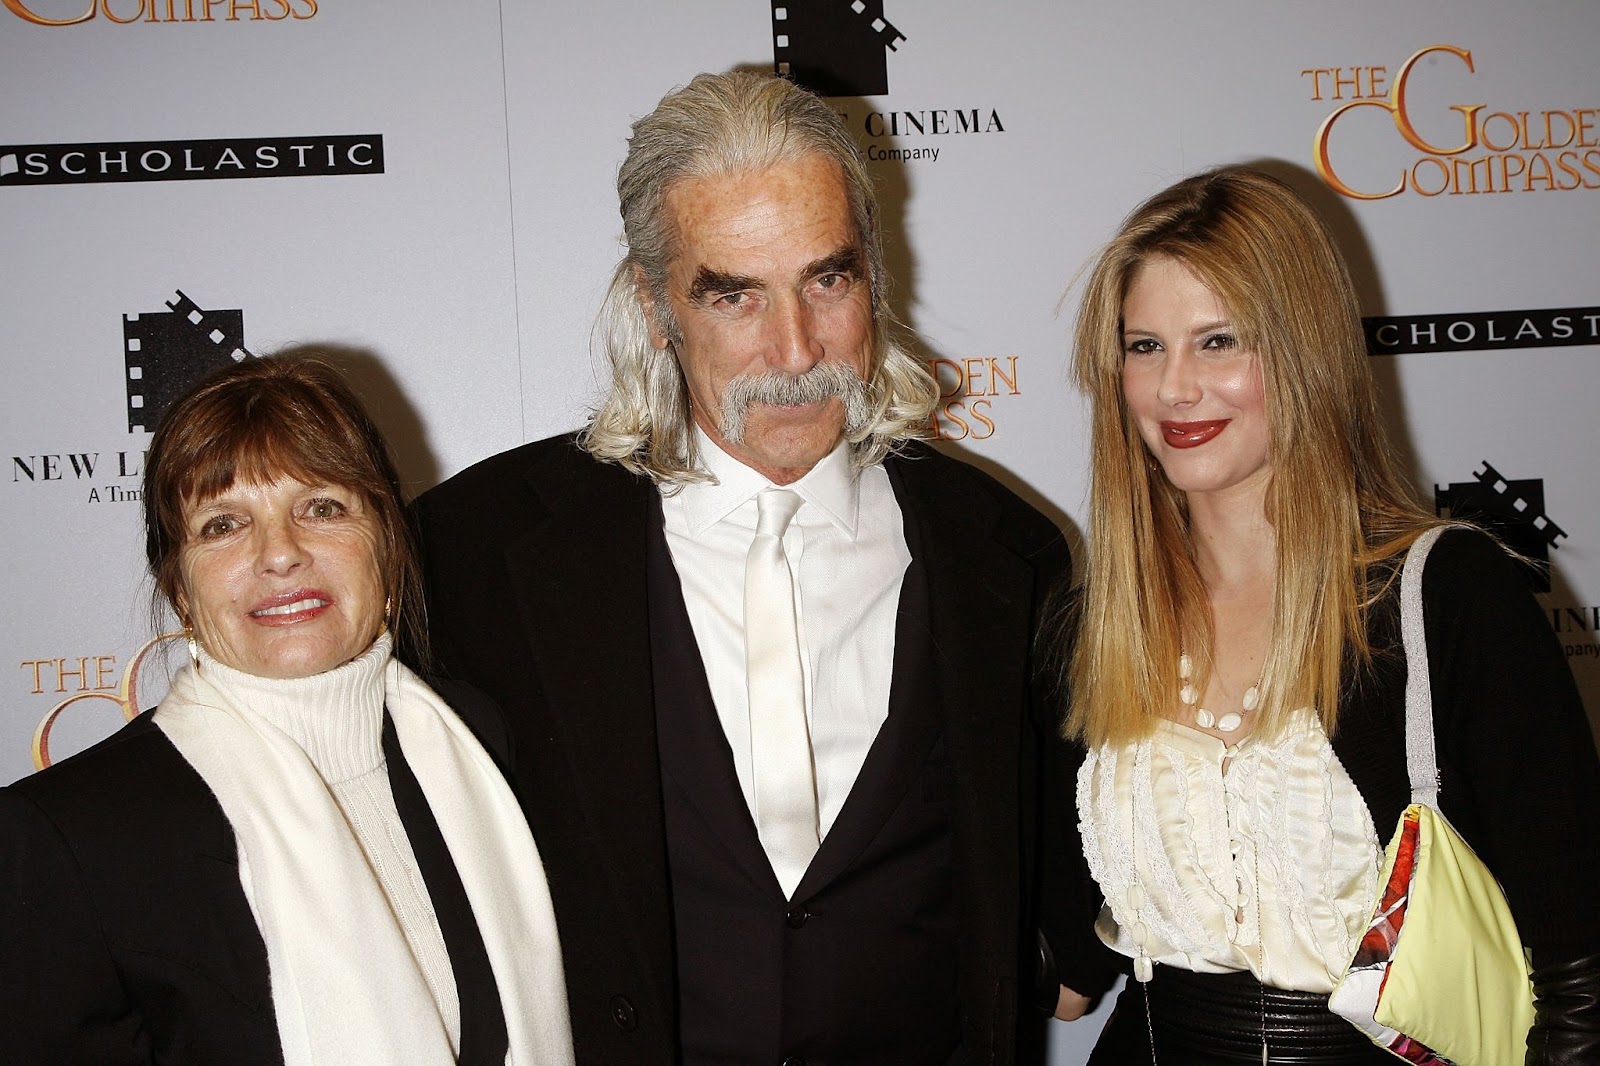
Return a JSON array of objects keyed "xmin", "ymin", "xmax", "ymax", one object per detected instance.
[{"xmin": 414, "ymin": 70, "xmax": 1070, "ymax": 1064}]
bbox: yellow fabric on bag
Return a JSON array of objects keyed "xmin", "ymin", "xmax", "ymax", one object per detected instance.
[{"xmin": 1375, "ymin": 803, "xmax": 1535, "ymax": 1066}]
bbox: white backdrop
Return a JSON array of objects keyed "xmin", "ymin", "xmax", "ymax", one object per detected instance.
[{"xmin": 4, "ymin": 2, "xmax": 1597, "ymax": 1060}]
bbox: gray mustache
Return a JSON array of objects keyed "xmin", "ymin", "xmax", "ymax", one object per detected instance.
[{"xmin": 719, "ymin": 363, "xmax": 870, "ymax": 444}]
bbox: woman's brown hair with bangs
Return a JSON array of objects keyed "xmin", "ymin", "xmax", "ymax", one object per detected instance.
[{"xmin": 143, "ymin": 354, "xmax": 426, "ymax": 664}]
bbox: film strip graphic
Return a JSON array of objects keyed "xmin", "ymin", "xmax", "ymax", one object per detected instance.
[
  {"xmin": 123, "ymin": 290, "xmax": 253, "ymax": 434},
  {"xmin": 772, "ymin": 0, "xmax": 905, "ymax": 97},
  {"xmin": 1435, "ymin": 460, "xmax": 1567, "ymax": 593}
]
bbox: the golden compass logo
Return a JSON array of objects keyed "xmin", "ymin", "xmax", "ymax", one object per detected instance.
[{"xmin": 27, "ymin": 632, "xmax": 179, "ymax": 771}]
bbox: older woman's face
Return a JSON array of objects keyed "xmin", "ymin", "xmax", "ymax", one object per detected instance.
[{"xmin": 177, "ymin": 475, "xmax": 386, "ymax": 679}]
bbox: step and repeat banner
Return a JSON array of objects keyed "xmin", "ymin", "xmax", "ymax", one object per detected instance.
[{"xmin": 4, "ymin": 2, "xmax": 1597, "ymax": 1059}]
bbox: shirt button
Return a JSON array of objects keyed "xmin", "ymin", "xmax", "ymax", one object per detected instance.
[
  {"xmin": 609, "ymin": 995, "xmax": 637, "ymax": 1031},
  {"xmin": 786, "ymin": 906, "xmax": 810, "ymax": 929}
]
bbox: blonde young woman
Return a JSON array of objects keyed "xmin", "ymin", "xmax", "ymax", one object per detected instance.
[{"xmin": 1045, "ymin": 167, "xmax": 1600, "ymax": 1063}]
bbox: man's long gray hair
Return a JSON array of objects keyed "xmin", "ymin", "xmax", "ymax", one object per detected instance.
[{"xmin": 579, "ymin": 70, "xmax": 938, "ymax": 485}]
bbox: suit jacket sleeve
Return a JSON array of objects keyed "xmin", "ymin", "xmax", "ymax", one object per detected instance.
[
  {"xmin": 1032, "ymin": 586, "xmax": 1125, "ymax": 1002},
  {"xmin": 0, "ymin": 788, "xmax": 151, "ymax": 1065},
  {"xmin": 1421, "ymin": 528, "xmax": 1600, "ymax": 967}
]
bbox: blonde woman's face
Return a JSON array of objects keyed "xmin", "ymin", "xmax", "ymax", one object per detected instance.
[{"xmin": 1120, "ymin": 256, "xmax": 1271, "ymax": 505}]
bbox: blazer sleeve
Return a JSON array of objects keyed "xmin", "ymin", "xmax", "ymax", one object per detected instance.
[
  {"xmin": 0, "ymin": 788, "xmax": 150, "ymax": 1065},
  {"xmin": 1033, "ymin": 587, "xmax": 1125, "ymax": 1003},
  {"xmin": 1423, "ymin": 528, "xmax": 1600, "ymax": 967}
]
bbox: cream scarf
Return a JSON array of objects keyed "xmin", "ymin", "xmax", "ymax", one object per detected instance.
[{"xmin": 156, "ymin": 636, "xmax": 574, "ymax": 1066}]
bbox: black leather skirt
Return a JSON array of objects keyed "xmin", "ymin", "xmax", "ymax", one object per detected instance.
[{"xmin": 1086, "ymin": 966, "xmax": 1398, "ymax": 1065}]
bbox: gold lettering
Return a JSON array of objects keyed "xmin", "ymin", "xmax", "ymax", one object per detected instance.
[
  {"xmin": 1391, "ymin": 45, "xmax": 1483, "ymax": 156},
  {"xmin": 1301, "ymin": 68, "xmax": 1332, "ymax": 101},
  {"xmin": 1410, "ymin": 156, "xmax": 1451, "ymax": 196},
  {"xmin": 1577, "ymin": 110, "xmax": 1597, "ymax": 149},
  {"xmin": 56, "ymin": 656, "xmax": 90, "ymax": 693},
  {"xmin": 1525, "ymin": 152, "xmax": 1556, "ymax": 191},
  {"xmin": 19, "ymin": 660, "xmax": 50, "ymax": 694},
  {"xmin": 1478, "ymin": 112, "xmax": 1520, "ymax": 153},
  {"xmin": 989, "ymin": 356, "xmax": 1020, "ymax": 396},
  {"xmin": 100, "ymin": 0, "xmax": 143, "ymax": 23},
  {"xmin": 1314, "ymin": 99, "xmax": 1404, "ymax": 200},
  {"xmin": 1556, "ymin": 151, "xmax": 1584, "ymax": 190},
  {"xmin": 930, "ymin": 358, "xmax": 964, "ymax": 400},
  {"xmin": 968, "ymin": 400, "xmax": 996, "ymax": 440},
  {"xmin": 2, "ymin": 0, "xmax": 94, "ymax": 24},
  {"xmin": 1449, "ymin": 155, "xmax": 1496, "ymax": 195},
  {"xmin": 962, "ymin": 357, "xmax": 986, "ymax": 397},
  {"xmin": 1542, "ymin": 111, "xmax": 1576, "ymax": 150}
]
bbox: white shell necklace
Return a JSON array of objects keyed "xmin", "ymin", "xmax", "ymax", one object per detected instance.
[{"xmin": 1178, "ymin": 653, "xmax": 1262, "ymax": 733}]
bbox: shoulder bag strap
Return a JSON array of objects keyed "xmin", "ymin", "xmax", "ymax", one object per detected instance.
[{"xmin": 1399, "ymin": 525, "xmax": 1450, "ymax": 808}]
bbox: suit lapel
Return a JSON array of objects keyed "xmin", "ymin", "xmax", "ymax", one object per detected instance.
[
  {"xmin": 883, "ymin": 449, "xmax": 1033, "ymax": 930},
  {"xmin": 499, "ymin": 459, "xmax": 675, "ymax": 991},
  {"xmin": 796, "ymin": 449, "xmax": 1034, "ymax": 902},
  {"xmin": 792, "ymin": 552, "xmax": 940, "ymax": 898},
  {"xmin": 645, "ymin": 507, "xmax": 782, "ymax": 895}
]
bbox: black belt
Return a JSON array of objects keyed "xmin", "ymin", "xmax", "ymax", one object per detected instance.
[{"xmin": 1088, "ymin": 966, "xmax": 1396, "ymax": 1065}]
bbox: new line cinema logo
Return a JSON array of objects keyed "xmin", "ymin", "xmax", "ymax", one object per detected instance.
[
  {"xmin": 766, "ymin": 0, "xmax": 1004, "ymax": 164},
  {"xmin": 9, "ymin": 290, "xmax": 255, "ymax": 504}
]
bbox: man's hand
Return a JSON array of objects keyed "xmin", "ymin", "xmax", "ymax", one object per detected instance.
[{"xmin": 1054, "ymin": 985, "xmax": 1091, "ymax": 1021}]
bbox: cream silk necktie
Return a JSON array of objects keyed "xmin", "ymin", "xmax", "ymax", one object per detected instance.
[{"xmin": 744, "ymin": 488, "xmax": 820, "ymax": 898}]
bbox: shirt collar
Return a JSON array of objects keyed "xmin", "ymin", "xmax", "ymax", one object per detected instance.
[{"xmin": 675, "ymin": 426, "xmax": 860, "ymax": 539}]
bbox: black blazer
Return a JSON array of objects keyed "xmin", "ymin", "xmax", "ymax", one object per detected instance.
[
  {"xmin": 410, "ymin": 434, "xmax": 1071, "ymax": 1065},
  {"xmin": 0, "ymin": 680, "xmax": 512, "ymax": 1066}
]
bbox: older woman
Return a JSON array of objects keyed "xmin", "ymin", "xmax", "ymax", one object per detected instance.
[
  {"xmin": 0, "ymin": 356, "xmax": 574, "ymax": 1065},
  {"xmin": 1047, "ymin": 168, "xmax": 1600, "ymax": 1062}
]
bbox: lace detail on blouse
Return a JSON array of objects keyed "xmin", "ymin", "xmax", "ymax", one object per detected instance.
[{"xmin": 1077, "ymin": 710, "xmax": 1383, "ymax": 992}]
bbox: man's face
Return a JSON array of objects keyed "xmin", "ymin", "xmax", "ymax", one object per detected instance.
[{"xmin": 647, "ymin": 154, "xmax": 874, "ymax": 485}]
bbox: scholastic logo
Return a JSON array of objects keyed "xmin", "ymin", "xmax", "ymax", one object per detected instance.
[
  {"xmin": 1434, "ymin": 461, "xmax": 1566, "ymax": 593},
  {"xmin": 1365, "ymin": 305, "xmax": 1600, "ymax": 356},
  {"xmin": 0, "ymin": 135, "xmax": 382, "ymax": 186},
  {"xmin": 3, "ymin": 0, "xmax": 316, "ymax": 26}
]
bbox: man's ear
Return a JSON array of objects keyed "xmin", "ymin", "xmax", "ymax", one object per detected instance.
[{"xmin": 634, "ymin": 265, "xmax": 672, "ymax": 351}]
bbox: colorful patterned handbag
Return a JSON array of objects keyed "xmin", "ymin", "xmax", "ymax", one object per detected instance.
[{"xmin": 1328, "ymin": 526, "xmax": 1536, "ymax": 1065}]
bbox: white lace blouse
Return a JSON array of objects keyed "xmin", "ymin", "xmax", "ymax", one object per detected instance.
[{"xmin": 1077, "ymin": 710, "xmax": 1383, "ymax": 992}]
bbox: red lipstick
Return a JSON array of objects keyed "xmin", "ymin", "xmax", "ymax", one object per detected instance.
[
  {"xmin": 1160, "ymin": 420, "xmax": 1229, "ymax": 449},
  {"xmin": 247, "ymin": 588, "xmax": 333, "ymax": 626}
]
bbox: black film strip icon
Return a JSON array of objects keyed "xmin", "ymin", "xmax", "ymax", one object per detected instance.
[{"xmin": 123, "ymin": 290, "xmax": 253, "ymax": 433}]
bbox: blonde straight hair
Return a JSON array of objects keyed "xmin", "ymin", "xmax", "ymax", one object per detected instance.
[{"xmin": 1067, "ymin": 167, "xmax": 1438, "ymax": 748}]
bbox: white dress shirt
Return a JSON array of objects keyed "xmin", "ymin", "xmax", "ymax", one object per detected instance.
[{"xmin": 660, "ymin": 429, "xmax": 911, "ymax": 840}]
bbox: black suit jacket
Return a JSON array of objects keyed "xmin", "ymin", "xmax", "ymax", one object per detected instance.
[
  {"xmin": 410, "ymin": 434, "xmax": 1071, "ymax": 1065},
  {"xmin": 0, "ymin": 681, "xmax": 511, "ymax": 1065}
]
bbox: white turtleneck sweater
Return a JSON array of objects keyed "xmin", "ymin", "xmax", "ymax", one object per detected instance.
[{"xmin": 196, "ymin": 641, "xmax": 461, "ymax": 1052}]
